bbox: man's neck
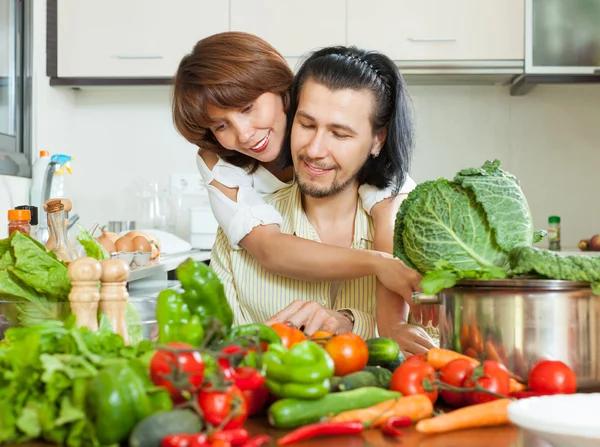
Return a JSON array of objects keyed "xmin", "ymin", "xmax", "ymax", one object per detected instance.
[{"xmin": 301, "ymin": 182, "xmax": 359, "ymax": 248}]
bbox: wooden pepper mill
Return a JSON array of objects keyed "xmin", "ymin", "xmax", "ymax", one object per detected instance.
[
  {"xmin": 67, "ymin": 257, "xmax": 102, "ymax": 331},
  {"xmin": 100, "ymin": 258, "xmax": 130, "ymax": 345}
]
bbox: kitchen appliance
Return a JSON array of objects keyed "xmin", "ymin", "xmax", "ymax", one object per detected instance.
[{"xmin": 414, "ymin": 279, "xmax": 599, "ymax": 389}]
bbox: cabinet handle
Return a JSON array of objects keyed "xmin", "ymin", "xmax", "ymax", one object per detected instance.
[
  {"xmin": 115, "ymin": 54, "xmax": 164, "ymax": 60},
  {"xmin": 407, "ymin": 37, "xmax": 457, "ymax": 43}
]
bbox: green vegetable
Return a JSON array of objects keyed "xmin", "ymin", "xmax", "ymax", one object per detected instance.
[
  {"xmin": 87, "ymin": 362, "xmax": 152, "ymax": 445},
  {"xmin": 227, "ymin": 323, "xmax": 282, "ymax": 345},
  {"xmin": 156, "ymin": 289, "xmax": 204, "ymax": 346},
  {"xmin": 362, "ymin": 366, "xmax": 393, "ymax": 388},
  {"xmin": 338, "ymin": 371, "xmax": 379, "ymax": 391},
  {"xmin": 267, "ymin": 387, "xmax": 402, "ymax": 428},
  {"xmin": 176, "ymin": 258, "xmax": 233, "ymax": 333},
  {"xmin": 263, "ymin": 341, "xmax": 334, "ymax": 400},
  {"xmin": 394, "ymin": 160, "xmax": 539, "ymax": 294},
  {"xmin": 75, "ymin": 224, "xmax": 108, "ymax": 261},
  {"xmin": 381, "ymin": 351, "xmax": 406, "ymax": 372},
  {"xmin": 366, "ymin": 337, "xmax": 400, "ymax": 366},
  {"xmin": 128, "ymin": 410, "xmax": 203, "ymax": 447}
]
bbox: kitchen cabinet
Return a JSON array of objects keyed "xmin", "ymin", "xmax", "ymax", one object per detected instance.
[
  {"xmin": 347, "ymin": 0, "xmax": 525, "ymax": 61},
  {"xmin": 229, "ymin": 0, "xmax": 346, "ymax": 58},
  {"xmin": 51, "ymin": 0, "xmax": 229, "ymax": 80}
]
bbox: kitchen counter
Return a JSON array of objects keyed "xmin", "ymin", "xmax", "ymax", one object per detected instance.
[
  {"xmin": 127, "ymin": 249, "xmax": 211, "ymax": 282},
  {"xmin": 5, "ymin": 420, "xmax": 552, "ymax": 447}
]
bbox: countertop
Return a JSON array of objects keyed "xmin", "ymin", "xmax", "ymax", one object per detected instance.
[
  {"xmin": 5, "ymin": 420, "xmax": 552, "ymax": 447},
  {"xmin": 128, "ymin": 249, "xmax": 211, "ymax": 282}
]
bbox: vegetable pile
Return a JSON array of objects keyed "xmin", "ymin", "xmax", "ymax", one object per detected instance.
[{"xmin": 394, "ymin": 159, "xmax": 600, "ymax": 293}]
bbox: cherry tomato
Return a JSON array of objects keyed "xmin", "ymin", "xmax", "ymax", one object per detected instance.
[
  {"xmin": 390, "ymin": 359, "xmax": 438, "ymax": 404},
  {"xmin": 528, "ymin": 360, "xmax": 577, "ymax": 395},
  {"xmin": 150, "ymin": 342, "xmax": 204, "ymax": 401},
  {"xmin": 241, "ymin": 384, "xmax": 270, "ymax": 417},
  {"xmin": 439, "ymin": 358, "xmax": 475, "ymax": 407},
  {"xmin": 324, "ymin": 333, "xmax": 369, "ymax": 376},
  {"xmin": 197, "ymin": 383, "xmax": 248, "ymax": 429},
  {"xmin": 463, "ymin": 360, "xmax": 510, "ymax": 405},
  {"xmin": 270, "ymin": 323, "xmax": 307, "ymax": 349}
]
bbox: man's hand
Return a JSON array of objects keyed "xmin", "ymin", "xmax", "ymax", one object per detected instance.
[
  {"xmin": 264, "ymin": 300, "xmax": 353, "ymax": 335},
  {"xmin": 391, "ymin": 322, "xmax": 437, "ymax": 357}
]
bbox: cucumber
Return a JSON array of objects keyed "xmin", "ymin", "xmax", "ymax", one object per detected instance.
[
  {"xmin": 366, "ymin": 337, "xmax": 400, "ymax": 366},
  {"xmin": 382, "ymin": 351, "xmax": 406, "ymax": 372},
  {"xmin": 338, "ymin": 371, "xmax": 379, "ymax": 391},
  {"xmin": 267, "ymin": 387, "xmax": 401, "ymax": 428},
  {"xmin": 128, "ymin": 410, "xmax": 203, "ymax": 447},
  {"xmin": 362, "ymin": 366, "xmax": 393, "ymax": 389}
]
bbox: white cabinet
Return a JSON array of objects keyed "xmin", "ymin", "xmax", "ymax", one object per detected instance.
[
  {"xmin": 230, "ymin": 0, "xmax": 346, "ymax": 58},
  {"xmin": 56, "ymin": 0, "xmax": 229, "ymax": 78},
  {"xmin": 347, "ymin": 0, "xmax": 524, "ymax": 61}
]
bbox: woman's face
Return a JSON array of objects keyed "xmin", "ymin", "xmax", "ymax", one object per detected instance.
[{"xmin": 206, "ymin": 92, "xmax": 286, "ymax": 163}]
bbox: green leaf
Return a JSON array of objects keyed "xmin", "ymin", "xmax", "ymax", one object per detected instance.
[
  {"xmin": 421, "ymin": 269, "xmax": 458, "ymax": 295},
  {"xmin": 592, "ymin": 283, "xmax": 600, "ymax": 295},
  {"xmin": 76, "ymin": 224, "xmax": 109, "ymax": 261},
  {"xmin": 533, "ymin": 230, "xmax": 547, "ymax": 244},
  {"xmin": 54, "ymin": 396, "xmax": 85, "ymax": 426},
  {"xmin": 16, "ymin": 406, "xmax": 41, "ymax": 438}
]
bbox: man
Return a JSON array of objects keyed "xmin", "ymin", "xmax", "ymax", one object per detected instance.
[{"xmin": 211, "ymin": 46, "xmax": 437, "ymax": 350}]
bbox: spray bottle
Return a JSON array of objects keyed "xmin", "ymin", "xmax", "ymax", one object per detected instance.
[{"xmin": 49, "ymin": 154, "xmax": 74, "ymax": 199}]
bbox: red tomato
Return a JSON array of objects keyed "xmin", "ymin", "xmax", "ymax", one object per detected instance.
[
  {"xmin": 241, "ymin": 383, "xmax": 270, "ymax": 417},
  {"xmin": 463, "ymin": 360, "xmax": 510, "ymax": 405},
  {"xmin": 439, "ymin": 358, "xmax": 475, "ymax": 407},
  {"xmin": 528, "ymin": 360, "xmax": 577, "ymax": 395},
  {"xmin": 197, "ymin": 384, "xmax": 248, "ymax": 429},
  {"xmin": 150, "ymin": 342, "xmax": 204, "ymax": 400},
  {"xmin": 390, "ymin": 360, "xmax": 438, "ymax": 403},
  {"xmin": 270, "ymin": 323, "xmax": 307, "ymax": 349},
  {"xmin": 324, "ymin": 333, "xmax": 369, "ymax": 377},
  {"xmin": 403, "ymin": 353, "xmax": 426, "ymax": 366}
]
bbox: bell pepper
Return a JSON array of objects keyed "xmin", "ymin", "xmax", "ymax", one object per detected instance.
[
  {"xmin": 87, "ymin": 362, "xmax": 152, "ymax": 446},
  {"xmin": 263, "ymin": 341, "xmax": 334, "ymax": 400},
  {"xmin": 227, "ymin": 323, "xmax": 281, "ymax": 345},
  {"xmin": 156, "ymin": 289, "xmax": 205, "ymax": 346},
  {"xmin": 176, "ymin": 258, "xmax": 234, "ymax": 332}
]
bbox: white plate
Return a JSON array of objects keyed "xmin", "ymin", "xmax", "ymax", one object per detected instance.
[{"xmin": 508, "ymin": 394, "xmax": 600, "ymax": 447}]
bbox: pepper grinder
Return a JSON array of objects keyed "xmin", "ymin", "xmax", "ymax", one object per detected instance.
[
  {"xmin": 67, "ymin": 257, "xmax": 102, "ymax": 331},
  {"xmin": 100, "ymin": 258, "xmax": 130, "ymax": 345}
]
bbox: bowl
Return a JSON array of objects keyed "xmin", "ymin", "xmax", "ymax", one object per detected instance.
[{"xmin": 508, "ymin": 394, "xmax": 600, "ymax": 447}]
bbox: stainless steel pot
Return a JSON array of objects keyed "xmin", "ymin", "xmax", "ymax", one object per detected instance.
[{"xmin": 414, "ymin": 279, "xmax": 599, "ymax": 389}]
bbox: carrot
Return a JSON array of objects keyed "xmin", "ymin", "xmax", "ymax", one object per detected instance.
[
  {"xmin": 509, "ymin": 378, "xmax": 526, "ymax": 393},
  {"xmin": 415, "ymin": 398, "xmax": 512, "ymax": 434},
  {"xmin": 425, "ymin": 348, "xmax": 480, "ymax": 370},
  {"xmin": 484, "ymin": 341, "xmax": 502, "ymax": 363},
  {"xmin": 330, "ymin": 395, "xmax": 433, "ymax": 426}
]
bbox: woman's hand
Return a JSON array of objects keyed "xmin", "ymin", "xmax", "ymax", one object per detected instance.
[
  {"xmin": 265, "ymin": 300, "xmax": 353, "ymax": 335},
  {"xmin": 373, "ymin": 252, "xmax": 423, "ymax": 306},
  {"xmin": 392, "ymin": 322, "xmax": 437, "ymax": 357}
]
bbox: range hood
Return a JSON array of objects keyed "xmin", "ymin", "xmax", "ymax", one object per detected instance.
[
  {"xmin": 510, "ymin": 0, "xmax": 600, "ymax": 95},
  {"xmin": 397, "ymin": 61, "xmax": 524, "ymax": 87}
]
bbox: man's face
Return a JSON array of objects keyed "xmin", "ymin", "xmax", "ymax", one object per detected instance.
[{"xmin": 290, "ymin": 79, "xmax": 384, "ymax": 198}]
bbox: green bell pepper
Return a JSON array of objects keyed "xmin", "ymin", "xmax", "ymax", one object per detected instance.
[
  {"xmin": 87, "ymin": 362, "xmax": 152, "ymax": 446},
  {"xmin": 227, "ymin": 323, "xmax": 282, "ymax": 345},
  {"xmin": 176, "ymin": 258, "xmax": 234, "ymax": 332},
  {"xmin": 263, "ymin": 341, "xmax": 334, "ymax": 400},
  {"xmin": 156, "ymin": 289, "xmax": 205, "ymax": 346}
]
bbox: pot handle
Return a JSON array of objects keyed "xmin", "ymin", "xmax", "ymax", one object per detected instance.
[{"xmin": 411, "ymin": 292, "xmax": 441, "ymax": 305}]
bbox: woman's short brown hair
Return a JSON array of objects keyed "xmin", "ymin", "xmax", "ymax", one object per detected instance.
[{"xmin": 172, "ymin": 32, "xmax": 294, "ymax": 172}]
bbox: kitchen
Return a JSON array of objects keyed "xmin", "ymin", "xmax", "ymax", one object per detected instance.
[{"xmin": 1, "ymin": 0, "xmax": 600, "ymax": 446}]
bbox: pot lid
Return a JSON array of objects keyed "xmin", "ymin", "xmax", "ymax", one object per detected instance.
[{"xmin": 455, "ymin": 277, "xmax": 591, "ymax": 290}]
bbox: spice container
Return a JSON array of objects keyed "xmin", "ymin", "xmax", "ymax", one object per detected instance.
[
  {"xmin": 548, "ymin": 215, "xmax": 561, "ymax": 251},
  {"xmin": 15, "ymin": 205, "xmax": 38, "ymax": 240},
  {"xmin": 46, "ymin": 199, "xmax": 78, "ymax": 263},
  {"xmin": 7, "ymin": 209, "xmax": 31, "ymax": 236}
]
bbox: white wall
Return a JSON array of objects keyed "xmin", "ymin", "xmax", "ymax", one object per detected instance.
[{"xmin": 1, "ymin": 0, "xmax": 599, "ymax": 249}]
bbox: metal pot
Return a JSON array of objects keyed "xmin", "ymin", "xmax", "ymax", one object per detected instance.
[{"xmin": 414, "ymin": 279, "xmax": 599, "ymax": 389}]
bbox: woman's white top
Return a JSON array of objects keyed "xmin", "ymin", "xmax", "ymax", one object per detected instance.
[{"xmin": 197, "ymin": 153, "xmax": 417, "ymax": 249}]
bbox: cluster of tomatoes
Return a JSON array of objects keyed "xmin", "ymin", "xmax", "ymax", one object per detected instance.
[{"xmin": 388, "ymin": 353, "xmax": 577, "ymax": 408}]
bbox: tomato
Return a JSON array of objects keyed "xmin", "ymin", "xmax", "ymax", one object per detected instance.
[
  {"xmin": 310, "ymin": 330, "xmax": 335, "ymax": 346},
  {"xmin": 528, "ymin": 360, "xmax": 577, "ymax": 395},
  {"xmin": 403, "ymin": 353, "xmax": 426, "ymax": 366},
  {"xmin": 464, "ymin": 348, "xmax": 478, "ymax": 359},
  {"xmin": 242, "ymin": 383, "xmax": 270, "ymax": 417},
  {"xmin": 150, "ymin": 342, "xmax": 204, "ymax": 400},
  {"xmin": 390, "ymin": 359, "xmax": 438, "ymax": 404},
  {"xmin": 439, "ymin": 358, "xmax": 475, "ymax": 407},
  {"xmin": 324, "ymin": 333, "xmax": 369, "ymax": 376},
  {"xmin": 270, "ymin": 323, "xmax": 307, "ymax": 349},
  {"xmin": 463, "ymin": 360, "xmax": 510, "ymax": 405},
  {"xmin": 197, "ymin": 383, "xmax": 248, "ymax": 429}
]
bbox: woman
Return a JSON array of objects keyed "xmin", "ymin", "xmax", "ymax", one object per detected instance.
[{"xmin": 171, "ymin": 32, "xmax": 436, "ymax": 339}]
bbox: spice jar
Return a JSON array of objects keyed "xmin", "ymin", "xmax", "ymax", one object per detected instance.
[
  {"xmin": 15, "ymin": 205, "xmax": 38, "ymax": 240},
  {"xmin": 8, "ymin": 209, "xmax": 31, "ymax": 236},
  {"xmin": 548, "ymin": 215, "xmax": 561, "ymax": 251}
]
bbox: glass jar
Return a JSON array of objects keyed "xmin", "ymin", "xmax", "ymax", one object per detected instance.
[
  {"xmin": 45, "ymin": 200, "xmax": 78, "ymax": 263},
  {"xmin": 548, "ymin": 215, "xmax": 561, "ymax": 251},
  {"xmin": 15, "ymin": 205, "xmax": 38, "ymax": 240},
  {"xmin": 7, "ymin": 209, "xmax": 31, "ymax": 236}
]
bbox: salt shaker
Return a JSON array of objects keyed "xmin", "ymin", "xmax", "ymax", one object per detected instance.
[
  {"xmin": 67, "ymin": 257, "xmax": 102, "ymax": 331},
  {"xmin": 100, "ymin": 258, "xmax": 130, "ymax": 344}
]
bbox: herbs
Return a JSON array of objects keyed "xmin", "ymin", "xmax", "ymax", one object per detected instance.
[{"xmin": 0, "ymin": 316, "xmax": 155, "ymax": 446}]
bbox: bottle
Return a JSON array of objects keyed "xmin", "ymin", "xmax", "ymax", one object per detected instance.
[
  {"xmin": 29, "ymin": 150, "xmax": 51, "ymax": 212},
  {"xmin": 49, "ymin": 154, "xmax": 74, "ymax": 199},
  {"xmin": 548, "ymin": 216, "xmax": 561, "ymax": 251},
  {"xmin": 7, "ymin": 209, "xmax": 31, "ymax": 236},
  {"xmin": 15, "ymin": 205, "xmax": 38, "ymax": 240},
  {"xmin": 45, "ymin": 199, "xmax": 78, "ymax": 263}
]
